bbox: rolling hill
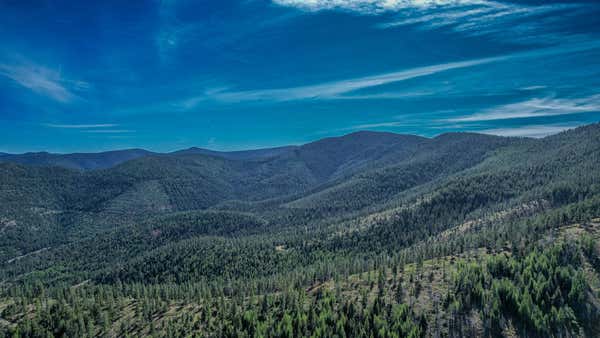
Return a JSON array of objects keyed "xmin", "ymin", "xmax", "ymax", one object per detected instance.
[
  {"xmin": 1, "ymin": 124, "xmax": 600, "ymax": 337},
  {"xmin": 0, "ymin": 149, "xmax": 154, "ymax": 171}
]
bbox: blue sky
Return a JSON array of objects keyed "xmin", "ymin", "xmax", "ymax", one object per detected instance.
[{"xmin": 1, "ymin": 0, "xmax": 600, "ymax": 153}]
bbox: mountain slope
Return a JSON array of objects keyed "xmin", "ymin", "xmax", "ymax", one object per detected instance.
[
  {"xmin": 283, "ymin": 132, "xmax": 520, "ymax": 216},
  {"xmin": 0, "ymin": 149, "xmax": 154, "ymax": 170},
  {"xmin": 171, "ymin": 145, "xmax": 298, "ymax": 161},
  {"xmin": 1, "ymin": 124, "xmax": 600, "ymax": 338},
  {"xmin": 2, "ymin": 126, "xmax": 595, "ymax": 263}
]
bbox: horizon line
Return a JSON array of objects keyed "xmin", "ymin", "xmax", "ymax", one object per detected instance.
[{"xmin": 1, "ymin": 123, "xmax": 590, "ymax": 155}]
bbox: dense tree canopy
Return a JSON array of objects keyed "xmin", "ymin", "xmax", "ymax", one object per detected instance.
[{"xmin": 1, "ymin": 124, "xmax": 600, "ymax": 337}]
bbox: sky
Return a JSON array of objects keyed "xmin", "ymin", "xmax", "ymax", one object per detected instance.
[{"xmin": 1, "ymin": 0, "xmax": 600, "ymax": 153}]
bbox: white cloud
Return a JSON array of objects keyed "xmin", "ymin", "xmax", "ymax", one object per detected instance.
[
  {"xmin": 43, "ymin": 123, "xmax": 132, "ymax": 134},
  {"xmin": 44, "ymin": 124, "xmax": 118, "ymax": 129},
  {"xmin": 82, "ymin": 129, "xmax": 135, "ymax": 134},
  {"xmin": 173, "ymin": 40, "xmax": 599, "ymax": 107},
  {"xmin": 479, "ymin": 124, "xmax": 579, "ymax": 138},
  {"xmin": 520, "ymin": 85, "xmax": 546, "ymax": 91},
  {"xmin": 344, "ymin": 121, "xmax": 406, "ymax": 130},
  {"xmin": 379, "ymin": 5, "xmax": 497, "ymax": 28},
  {"xmin": 210, "ymin": 55, "xmax": 504, "ymax": 102},
  {"xmin": 205, "ymin": 40, "xmax": 600, "ymax": 103},
  {"xmin": 272, "ymin": 0, "xmax": 488, "ymax": 14},
  {"xmin": 450, "ymin": 94, "xmax": 600, "ymax": 122},
  {"xmin": 448, "ymin": 3, "xmax": 579, "ymax": 42},
  {"xmin": 283, "ymin": 0, "xmax": 583, "ymax": 44},
  {"xmin": 0, "ymin": 61, "xmax": 87, "ymax": 103}
]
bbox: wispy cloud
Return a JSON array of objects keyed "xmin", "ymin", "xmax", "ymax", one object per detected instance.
[
  {"xmin": 209, "ymin": 56, "xmax": 504, "ymax": 102},
  {"xmin": 82, "ymin": 129, "xmax": 135, "ymax": 134},
  {"xmin": 520, "ymin": 85, "xmax": 546, "ymax": 91},
  {"xmin": 273, "ymin": 0, "xmax": 488, "ymax": 14},
  {"xmin": 43, "ymin": 123, "xmax": 132, "ymax": 134},
  {"xmin": 479, "ymin": 124, "xmax": 579, "ymax": 138},
  {"xmin": 0, "ymin": 59, "xmax": 88, "ymax": 103},
  {"xmin": 450, "ymin": 94, "xmax": 600, "ymax": 122},
  {"xmin": 448, "ymin": 3, "xmax": 582, "ymax": 43},
  {"xmin": 275, "ymin": 0, "xmax": 586, "ymax": 44},
  {"xmin": 44, "ymin": 124, "xmax": 118, "ymax": 129},
  {"xmin": 378, "ymin": 4, "xmax": 497, "ymax": 28},
  {"xmin": 342, "ymin": 121, "xmax": 406, "ymax": 131},
  {"xmin": 190, "ymin": 40, "xmax": 600, "ymax": 104}
]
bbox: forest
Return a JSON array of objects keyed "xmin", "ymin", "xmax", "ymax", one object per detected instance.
[{"xmin": 1, "ymin": 123, "xmax": 600, "ymax": 337}]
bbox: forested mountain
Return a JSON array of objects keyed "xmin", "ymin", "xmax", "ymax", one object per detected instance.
[
  {"xmin": 0, "ymin": 149, "xmax": 155, "ymax": 171},
  {"xmin": 0, "ymin": 131, "xmax": 423, "ymax": 173},
  {"xmin": 171, "ymin": 146, "xmax": 298, "ymax": 161},
  {"xmin": 1, "ymin": 124, "xmax": 600, "ymax": 337}
]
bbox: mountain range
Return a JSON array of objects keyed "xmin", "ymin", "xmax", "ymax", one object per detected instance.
[{"xmin": 1, "ymin": 124, "xmax": 600, "ymax": 337}]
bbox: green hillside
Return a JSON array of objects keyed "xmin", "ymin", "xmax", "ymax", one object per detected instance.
[{"xmin": 1, "ymin": 124, "xmax": 600, "ymax": 337}]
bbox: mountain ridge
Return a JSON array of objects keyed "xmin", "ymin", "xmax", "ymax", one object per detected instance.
[
  {"xmin": 1, "ymin": 124, "xmax": 595, "ymax": 262},
  {"xmin": 1, "ymin": 123, "xmax": 600, "ymax": 337},
  {"xmin": 0, "ymin": 128, "xmax": 540, "ymax": 171}
]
